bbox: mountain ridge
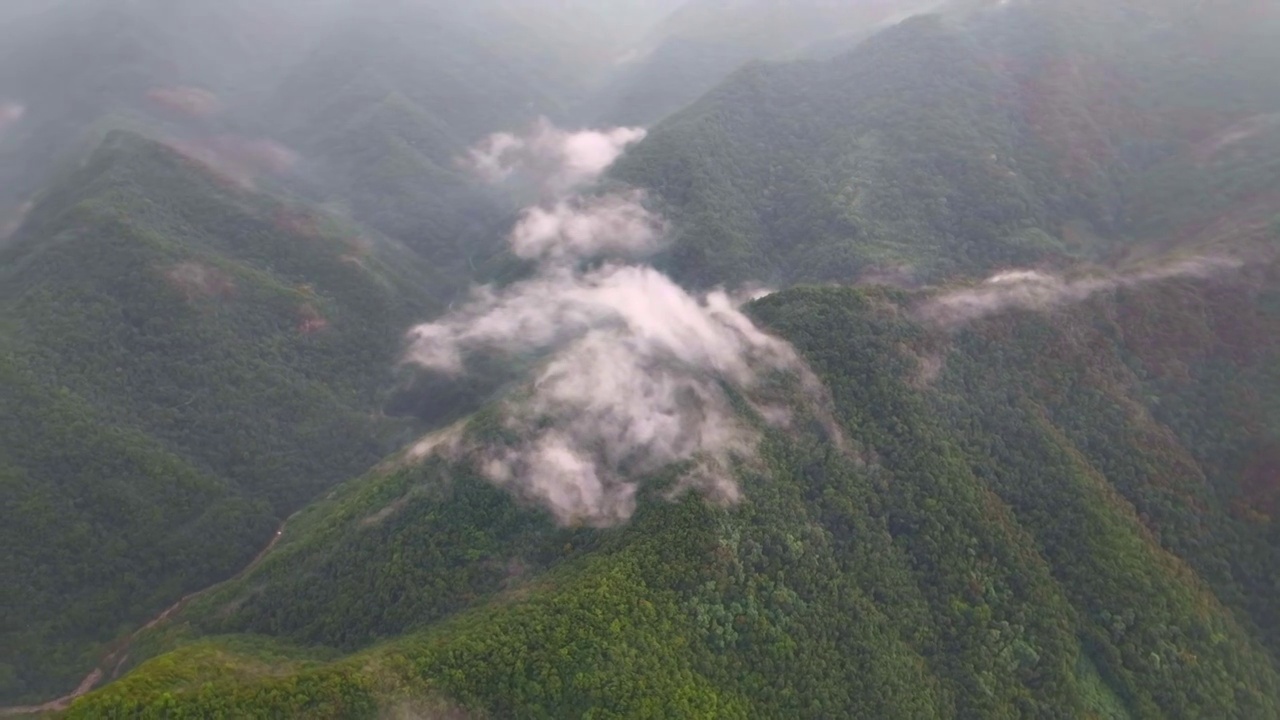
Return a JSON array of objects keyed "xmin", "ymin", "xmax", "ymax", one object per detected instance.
[{"xmin": 2, "ymin": 0, "xmax": 1280, "ymax": 715}]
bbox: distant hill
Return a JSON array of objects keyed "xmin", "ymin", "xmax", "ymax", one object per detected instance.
[
  {"xmin": 4, "ymin": 0, "xmax": 1280, "ymax": 715},
  {"xmin": 610, "ymin": 0, "xmax": 1280, "ymax": 287},
  {"xmin": 592, "ymin": 0, "xmax": 947, "ymax": 125}
]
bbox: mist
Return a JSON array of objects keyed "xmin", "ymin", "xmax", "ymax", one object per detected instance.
[
  {"xmin": 464, "ymin": 119, "xmax": 648, "ymax": 198},
  {"xmin": 406, "ymin": 121, "xmax": 809, "ymax": 527},
  {"xmin": 165, "ymin": 135, "xmax": 299, "ymax": 191},
  {"xmin": 918, "ymin": 256, "xmax": 1246, "ymax": 327}
]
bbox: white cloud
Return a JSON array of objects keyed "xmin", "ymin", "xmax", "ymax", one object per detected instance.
[
  {"xmin": 510, "ymin": 191, "xmax": 667, "ymax": 261},
  {"xmin": 919, "ymin": 256, "xmax": 1244, "ymax": 326},
  {"xmin": 464, "ymin": 118, "xmax": 646, "ymax": 195},
  {"xmin": 406, "ymin": 264, "xmax": 799, "ymax": 526},
  {"xmin": 405, "ymin": 121, "xmax": 817, "ymax": 526}
]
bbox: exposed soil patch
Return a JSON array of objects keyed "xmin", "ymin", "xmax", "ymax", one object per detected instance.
[{"xmin": 1237, "ymin": 442, "xmax": 1280, "ymax": 523}]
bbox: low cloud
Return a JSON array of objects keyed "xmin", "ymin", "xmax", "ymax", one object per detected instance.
[
  {"xmin": 167, "ymin": 135, "xmax": 298, "ymax": 190},
  {"xmin": 407, "ymin": 265, "xmax": 796, "ymax": 381},
  {"xmin": 405, "ymin": 122, "xmax": 811, "ymax": 527},
  {"xmin": 464, "ymin": 118, "xmax": 646, "ymax": 196},
  {"xmin": 919, "ymin": 256, "xmax": 1244, "ymax": 326},
  {"xmin": 510, "ymin": 191, "xmax": 666, "ymax": 261},
  {"xmin": 406, "ymin": 264, "xmax": 803, "ymax": 527}
]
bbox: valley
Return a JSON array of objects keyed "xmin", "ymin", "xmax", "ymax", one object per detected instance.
[{"xmin": 2, "ymin": 0, "xmax": 1279, "ymax": 717}]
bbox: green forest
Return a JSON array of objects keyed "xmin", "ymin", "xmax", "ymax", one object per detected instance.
[
  {"xmin": 2, "ymin": 0, "xmax": 1280, "ymax": 717},
  {"xmin": 58, "ymin": 266, "xmax": 1280, "ymax": 718}
]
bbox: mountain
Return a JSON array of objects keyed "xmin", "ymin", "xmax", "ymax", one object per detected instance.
[
  {"xmin": 3, "ymin": 0, "xmax": 1280, "ymax": 716},
  {"xmin": 258, "ymin": 6, "xmax": 534, "ymax": 291},
  {"xmin": 0, "ymin": 0, "xmax": 357, "ymax": 248},
  {"xmin": 0, "ymin": 130, "xmax": 445, "ymax": 704},
  {"xmin": 592, "ymin": 0, "xmax": 947, "ymax": 125},
  {"xmin": 59, "ymin": 247, "xmax": 1280, "ymax": 717},
  {"xmin": 0, "ymin": 0, "xmax": 613, "ymax": 285},
  {"xmin": 251, "ymin": 0, "xmax": 691, "ymax": 292},
  {"xmin": 0, "ymin": 1, "xmax": 682, "ymax": 705},
  {"xmin": 610, "ymin": 0, "xmax": 1280, "ymax": 287}
]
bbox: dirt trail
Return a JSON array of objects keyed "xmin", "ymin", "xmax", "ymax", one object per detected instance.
[{"xmin": 0, "ymin": 518, "xmax": 292, "ymax": 717}]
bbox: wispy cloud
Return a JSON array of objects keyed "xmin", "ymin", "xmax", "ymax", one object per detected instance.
[
  {"xmin": 509, "ymin": 191, "xmax": 667, "ymax": 261},
  {"xmin": 918, "ymin": 256, "xmax": 1244, "ymax": 327},
  {"xmin": 166, "ymin": 135, "xmax": 298, "ymax": 190},
  {"xmin": 408, "ymin": 264, "xmax": 799, "ymax": 526},
  {"xmin": 403, "ymin": 121, "xmax": 810, "ymax": 527},
  {"xmin": 463, "ymin": 118, "xmax": 647, "ymax": 196}
]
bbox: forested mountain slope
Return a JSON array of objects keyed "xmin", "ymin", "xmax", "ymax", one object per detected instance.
[
  {"xmin": 246, "ymin": 0, "xmax": 681, "ymax": 292},
  {"xmin": 0, "ymin": 0, "xmax": 632, "ymax": 287},
  {"xmin": 4, "ymin": 0, "xmax": 1280, "ymax": 715},
  {"xmin": 0, "ymin": 131, "xmax": 444, "ymax": 704},
  {"xmin": 260, "ymin": 7, "xmax": 532, "ymax": 292},
  {"xmin": 0, "ymin": 1, "xmax": 668, "ymax": 706},
  {"xmin": 593, "ymin": 0, "xmax": 946, "ymax": 125},
  {"xmin": 612, "ymin": 0, "xmax": 1280, "ymax": 287},
  {"xmin": 63, "ymin": 244, "xmax": 1280, "ymax": 718}
]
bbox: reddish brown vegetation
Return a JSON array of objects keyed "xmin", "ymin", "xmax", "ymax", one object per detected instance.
[
  {"xmin": 1173, "ymin": 193, "xmax": 1280, "ymax": 250},
  {"xmin": 273, "ymin": 208, "xmax": 322, "ymax": 239},
  {"xmin": 1236, "ymin": 443, "xmax": 1280, "ymax": 523},
  {"xmin": 0, "ymin": 200, "xmax": 32, "ymax": 240},
  {"xmin": 296, "ymin": 303, "xmax": 330, "ymax": 334},
  {"xmin": 1020, "ymin": 59, "xmax": 1110, "ymax": 179},
  {"xmin": 1189, "ymin": 114, "xmax": 1280, "ymax": 164},
  {"xmin": 147, "ymin": 86, "xmax": 221, "ymax": 118}
]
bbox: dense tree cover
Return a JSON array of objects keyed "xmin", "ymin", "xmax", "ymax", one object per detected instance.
[
  {"xmin": 925, "ymin": 274, "xmax": 1280, "ymax": 715},
  {"xmin": 66, "ymin": 268, "xmax": 1280, "ymax": 718},
  {"xmin": 758, "ymin": 283, "xmax": 1280, "ymax": 717},
  {"xmin": 0, "ymin": 2, "xmax": 694, "ymax": 702},
  {"xmin": 8, "ymin": 0, "xmax": 1280, "ymax": 714},
  {"xmin": 0, "ymin": 351, "xmax": 273, "ymax": 704},
  {"xmin": 611, "ymin": 0, "xmax": 1280, "ymax": 288},
  {"xmin": 272, "ymin": 78, "xmax": 516, "ymax": 296},
  {"xmin": 0, "ymin": 131, "xmax": 449, "ymax": 704},
  {"xmin": 0, "ymin": 0, "xmax": 661, "ymax": 283}
]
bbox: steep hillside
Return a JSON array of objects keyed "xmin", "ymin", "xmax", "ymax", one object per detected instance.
[
  {"xmin": 260, "ymin": 1, "xmax": 604, "ymax": 287},
  {"xmin": 611, "ymin": 0, "xmax": 1280, "ymax": 287},
  {"xmin": 0, "ymin": 0, "xmax": 601, "ymax": 281},
  {"xmin": 0, "ymin": 131, "xmax": 444, "ymax": 704},
  {"xmin": 594, "ymin": 0, "xmax": 944, "ymax": 125},
  {"xmin": 62, "ymin": 248, "xmax": 1280, "ymax": 717},
  {"xmin": 279, "ymin": 88, "xmax": 514, "ymax": 295},
  {"xmin": 5, "ymin": 0, "xmax": 1280, "ymax": 715}
]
